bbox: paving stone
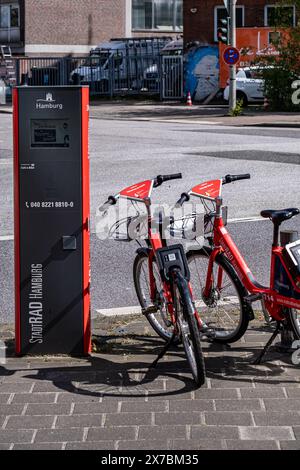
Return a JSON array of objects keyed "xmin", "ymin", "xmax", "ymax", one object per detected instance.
[
  {"xmin": 138, "ymin": 425, "xmax": 186, "ymax": 440},
  {"xmin": 240, "ymin": 388, "xmax": 286, "ymax": 399},
  {"xmin": 12, "ymin": 393, "xmax": 56, "ymax": 404},
  {"xmin": 5, "ymin": 415, "xmax": 55, "ymax": 429},
  {"xmin": 253, "ymin": 412, "xmax": 300, "ymax": 426},
  {"xmin": 263, "ymin": 399, "xmax": 300, "ymax": 411},
  {"xmin": 121, "ymin": 401, "xmax": 168, "ymax": 413},
  {"xmin": 35, "ymin": 428, "xmax": 84, "ymax": 443},
  {"xmin": 204, "ymin": 412, "xmax": 253, "ymax": 426},
  {"xmin": 87, "ymin": 426, "xmax": 136, "ymax": 442},
  {"xmin": 0, "ymin": 383, "xmax": 33, "ymax": 394},
  {"xmin": 169, "ymin": 439, "xmax": 224, "ymax": 450},
  {"xmin": 73, "ymin": 402, "xmax": 118, "ymax": 414},
  {"xmin": 0, "ymin": 444, "xmax": 11, "ymax": 450},
  {"xmin": 56, "ymin": 414, "xmax": 103, "ymax": 428},
  {"xmin": 118, "ymin": 440, "xmax": 169, "ymax": 450},
  {"xmin": 191, "ymin": 425, "xmax": 239, "ymax": 440},
  {"xmin": 210, "ymin": 379, "xmax": 253, "ymax": 389},
  {"xmin": 193, "ymin": 388, "xmax": 239, "ymax": 399},
  {"xmin": 57, "ymin": 393, "xmax": 101, "ymax": 403},
  {"xmin": 254, "ymin": 380, "xmax": 299, "ymax": 388},
  {"xmin": 32, "ymin": 382, "xmax": 77, "ymax": 393},
  {"xmin": 13, "ymin": 443, "xmax": 63, "ymax": 450},
  {"xmin": 285, "ymin": 388, "xmax": 300, "ymax": 398},
  {"xmin": 25, "ymin": 403, "xmax": 72, "ymax": 416},
  {"xmin": 155, "ymin": 412, "xmax": 202, "ymax": 425},
  {"xmin": 292, "ymin": 426, "xmax": 300, "ymax": 440},
  {"xmin": 279, "ymin": 441, "xmax": 300, "ymax": 450},
  {"xmin": 239, "ymin": 426, "xmax": 294, "ymax": 441},
  {"xmin": 0, "ymin": 430, "xmax": 34, "ymax": 444},
  {"xmin": 0, "ymin": 394, "xmax": 9, "ymax": 404},
  {"xmin": 105, "ymin": 412, "xmax": 152, "ymax": 426},
  {"xmin": 215, "ymin": 399, "xmax": 262, "ymax": 412},
  {"xmin": 169, "ymin": 399, "xmax": 214, "ymax": 412},
  {"xmin": 225, "ymin": 440, "xmax": 279, "ymax": 450},
  {"xmin": 0, "ymin": 416, "xmax": 6, "ymax": 427},
  {"xmin": 66, "ymin": 442, "xmax": 115, "ymax": 450},
  {"xmin": 0, "ymin": 404, "xmax": 24, "ymax": 416}
]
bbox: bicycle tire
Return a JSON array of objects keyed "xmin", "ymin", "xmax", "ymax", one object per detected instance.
[
  {"xmin": 287, "ymin": 309, "xmax": 300, "ymax": 340},
  {"xmin": 187, "ymin": 247, "xmax": 251, "ymax": 344},
  {"xmin": 133, "ymin": 251, "xmax": 176, "ymax": 342},
  {"xmin": 173, "ymin": 271, "xmax": 206, "ymax": 387}
]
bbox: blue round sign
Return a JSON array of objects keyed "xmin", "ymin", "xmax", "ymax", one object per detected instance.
[{"xmin": 223, "ymin": 47, "xmax": 240, "ymax": 66}]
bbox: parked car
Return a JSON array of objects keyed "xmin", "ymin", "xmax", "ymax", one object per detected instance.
[{"xmin": 224, "ymin": 66, "xmax": 266, "ymax": 106}]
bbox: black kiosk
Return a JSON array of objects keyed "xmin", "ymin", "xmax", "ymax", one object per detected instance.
[{"xmin": 13, "ymin": 86, "xmax": 91, "ymax": 355}]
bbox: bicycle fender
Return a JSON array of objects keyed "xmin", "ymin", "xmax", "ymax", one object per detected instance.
[{"xmin": 136, "ymin": 247, "xmax": 151, "ymax": 257}]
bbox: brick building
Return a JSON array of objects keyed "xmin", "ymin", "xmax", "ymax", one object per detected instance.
[
  {"xmin": 184, "ymin": 1, "xmax": 298, "ymax": 45},
  {"xmin": 0, "ymin": 0, "xmax": 183, "ymax": 56}
]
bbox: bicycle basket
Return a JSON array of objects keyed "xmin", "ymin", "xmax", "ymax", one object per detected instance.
[
  {"xmin": 168, "ymin": 212, "xmax": 204, "ymax": 241},
  {"xmin": 109, "ymin": 215, "xmax": 148, "ymax": 242}
]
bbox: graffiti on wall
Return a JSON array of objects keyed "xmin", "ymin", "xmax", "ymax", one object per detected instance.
[{"xmin": 184, "ymin": 45, "xmax": 219, "ymax": 102}]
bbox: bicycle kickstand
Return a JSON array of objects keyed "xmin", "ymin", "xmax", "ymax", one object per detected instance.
[
  {"xmin": 253, "ymin": 321, "xmax": 281, "ymax": 365},
  {"xmin": 150, "ymin": 331, "xmax": 177, "ymax": 370}
]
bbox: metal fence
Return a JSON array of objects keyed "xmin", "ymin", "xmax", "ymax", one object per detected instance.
[{"xmin": 13, "ymin": 54, "xmax": 183, "ymax": 99}]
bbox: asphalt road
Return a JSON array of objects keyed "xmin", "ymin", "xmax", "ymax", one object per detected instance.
[{"xmin": 1, "ymin": 114, "xmax": 300, "ymax": 322}]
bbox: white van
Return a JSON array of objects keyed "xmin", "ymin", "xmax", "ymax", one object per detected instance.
[{"xmin": 70, "ymin": 37, "xmax": 171, "ymax": 91}]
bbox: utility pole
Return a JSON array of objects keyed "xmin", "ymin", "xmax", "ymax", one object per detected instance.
[{"xmin": 229, "ymin": 0, "xmax": 237, "ymax": 112}]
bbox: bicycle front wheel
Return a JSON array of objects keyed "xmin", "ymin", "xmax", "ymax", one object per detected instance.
[
  {"xmin": 173, "ymin": 272, "xmax": 206, "ymax": 387},
  {"xmin": 133, "ymin": 251, "xmax": 175, "ymax": 342},
  {"xmin": 187, "ymin": 247, "xmax": 250, "ymax": 343}
]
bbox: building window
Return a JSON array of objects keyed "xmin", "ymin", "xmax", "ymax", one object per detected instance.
[
  {"xmin": 214, "ymin": 6, "xmax": 245, "ymax": 42},
  {"xmin": 264, "ymin": 5, "xmax": 296, "ymax": 27},
  {"xmin": 132, "ymin": 0, "xmax": 183, "ymax": 31},
  {"xmin": 0, "ymin": 3, "xmax": 20, "ymax": 29}
]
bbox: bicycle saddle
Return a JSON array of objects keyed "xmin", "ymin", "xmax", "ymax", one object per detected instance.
[{"xmin": 260, "ymin": 208, "xmax": 300, "ymax": 224}]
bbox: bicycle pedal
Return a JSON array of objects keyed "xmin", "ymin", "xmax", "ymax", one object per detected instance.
[
  {"xmin": 199, "ymin": 326, "xmax": 216, "ymax": 340},
  {"xmin": 142, "ymin": 306, "xmax": 158, "ymax": 315}
]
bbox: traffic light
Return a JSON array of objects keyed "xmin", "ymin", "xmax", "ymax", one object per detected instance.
[{"xmin": 217, "ymin": 17, "xmax": 230, "ymax": 45}]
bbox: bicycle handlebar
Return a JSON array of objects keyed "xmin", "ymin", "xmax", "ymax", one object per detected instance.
[
  {"xmin": 99, "ymin": 195, "xmax": 117, "ymax": 212},
  {"xmin": 175, "ymin": 192, "xmax": 190, "ymax": 208},
  {"xmin": 154, "ymin": 173, "xmax": 182, "ymax": 188},
  {"xmin": 222, "ymin": 174, "xmax": 251, "ymax": 185}
]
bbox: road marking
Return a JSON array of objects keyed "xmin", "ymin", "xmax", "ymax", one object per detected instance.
[
  {"xmin": 229, "ymin": 216, "xmax": 268, "ymax": 224},
  {"xmin": 151, "ymin": 119, "xmax": 222, "ymax": 125},
  {"xmin": 94, "ymin": 306, "xmax": 142, "ymax": 317},
  {"xmin": 94, "ymin": 296, "xmax": 241, "ymax": 318},
  {"xmin": 0, "ymin": 235, "xmax": 14, "ymax": 241}
]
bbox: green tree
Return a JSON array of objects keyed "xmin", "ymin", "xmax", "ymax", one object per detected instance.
[{"xmin": 257, "ymin": 1, "xmax": 300, "ymax": 110}]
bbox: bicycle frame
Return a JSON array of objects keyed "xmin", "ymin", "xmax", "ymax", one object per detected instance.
[
  {"xmin": 205, "ymin": 200, "xmax": 300, "ymax": 321},
  {"xmin": 144, "ymin": 198, "xmax": 204, "ymax": 329}
]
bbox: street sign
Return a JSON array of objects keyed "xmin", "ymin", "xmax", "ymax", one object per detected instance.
[{"xmin": 223, "ymin": 46, "xmax": 240, "ymax": 65}]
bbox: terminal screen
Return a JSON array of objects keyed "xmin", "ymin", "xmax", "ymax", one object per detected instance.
[{"xmin": 31, "ymin": 119, "xmax": 70, "ymax": 148}]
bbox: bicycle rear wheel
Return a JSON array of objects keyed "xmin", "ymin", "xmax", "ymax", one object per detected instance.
[
  {"xmin": 173, "ymin": 272, "xmax": 206, "ymax": 387},
  {"xmin": 187, "ymin": 247, "xmax": 250, "ymax": 343},
  {"xmin": 287, "ymin": 309, "xmax": 300, "ymax": 339}
]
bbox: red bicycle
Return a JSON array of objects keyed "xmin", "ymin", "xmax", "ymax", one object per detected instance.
[
  {"xmin": 177, "ymin": 174, "xmax": 300, "ymax": 358},
  {"xmin": 99, "ymin": 174, "xmax": 206, "ymax": 386}
]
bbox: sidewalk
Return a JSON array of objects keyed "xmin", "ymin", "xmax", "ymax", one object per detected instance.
[
  {"xmin": 0, "ymin": 315, "xmax": 299, "ymax": 450},
  {"xmin": 1, "ymin": 101, "xmax": 300, "ymax": 128}
]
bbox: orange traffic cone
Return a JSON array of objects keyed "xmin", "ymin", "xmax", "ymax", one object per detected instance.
[{"xmin": 186, "ymin": 91, "xmax": 192, "ymax": 106}]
